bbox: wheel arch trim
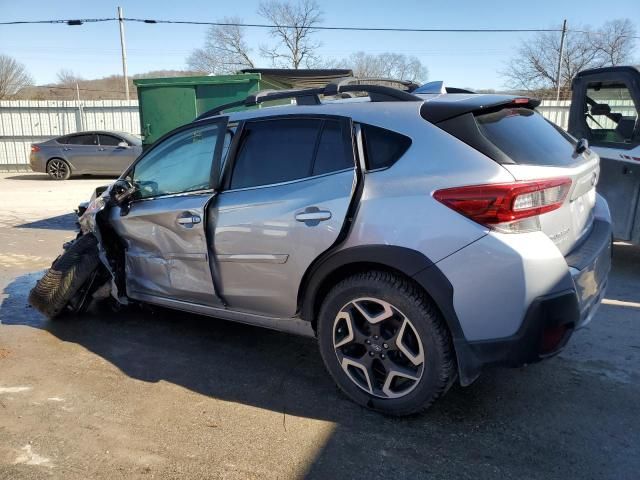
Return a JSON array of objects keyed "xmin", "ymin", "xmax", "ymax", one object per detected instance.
[{"xmin": 298, "ymin": 244, "xmax": 482, "ymax": 385}]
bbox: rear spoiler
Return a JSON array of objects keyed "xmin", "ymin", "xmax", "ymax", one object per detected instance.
[{"xmin": 420, "ymin": 95, "xmax": 541, "ymax": 123}]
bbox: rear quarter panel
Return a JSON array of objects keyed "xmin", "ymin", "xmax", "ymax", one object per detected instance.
[{"xmin": 339, "ymin": 105, "xmax": 515, "ymax": 263}]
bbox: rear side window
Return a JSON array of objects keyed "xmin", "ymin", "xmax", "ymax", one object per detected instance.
[
  {"xmin": 476, "ymin": 108, "xmax": 576, "ymax": 166},
  {"xmin": 229, "ymin": 118, "xmax": 353, "ymax": 190},
  {"xmin": 313, "ymin": 121, "xmax": 352, "ymax": 175},
  {"xmin": 65, "ymin": 134, "xmax": 97, "ymax": 146},
  {"xmin": 361, "ymin": 124, "xmax": 411, "ymax": 170},
  {"xmin": 231, "ymin": 119, "xmax": 319, "ymax": 189}
]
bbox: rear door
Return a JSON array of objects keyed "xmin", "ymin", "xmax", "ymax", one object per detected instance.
[
  {"xmin": 473, "ymin": 107, "xmax": 600, "ymax": 255},
  {"xmin": 109, "ymin": 119, "xmax": 227, "ymax": 306},
  {"xmin": 209, "ymin": 116, "xmax": 358, "ymax": 317},
  {"xmin": 97, "ymin": 133, "xmax": 139, "ymax": 175},
  {"xmin": 62, "ymin": 133, "xmax": 99, "ymax": 172}
]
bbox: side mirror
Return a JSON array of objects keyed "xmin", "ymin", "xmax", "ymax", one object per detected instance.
[
  {"xmin": 117, "ymin": 141, "xmax": 130, "ymax": 148},
  {"xmin": 110, "ymin": 179, "xmax": 136, "ymax": 205}
]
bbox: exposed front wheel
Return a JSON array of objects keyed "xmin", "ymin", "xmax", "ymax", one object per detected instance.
[
  {"xmin": 317, "ymin": 271, "xmax": 456, "ymax": 416},
  {"xmin": 47, "ymin": 158, "xmax": 71, "ymax": 180},
  {"xmin": 28, "ymin": 234, "xmax": 100, "ymax": 318}
]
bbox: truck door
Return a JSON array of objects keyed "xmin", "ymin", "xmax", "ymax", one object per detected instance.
[{"xmin": 568, "ymin": 68, "xmax": 640, "ymax": 241}]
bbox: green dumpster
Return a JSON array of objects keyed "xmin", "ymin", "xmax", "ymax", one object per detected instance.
[
  {"xmin": 133, "ymin": 73, "xmax": 280, "ymax": 147},
  {"xmin": 133, "ymin": 69, "xmax": 352, "ymax": 148}
]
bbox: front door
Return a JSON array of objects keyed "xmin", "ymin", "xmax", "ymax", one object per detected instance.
[
  {"xmin": 109, "ymin": 119, "xmax": 227, "ymax": 306},
  {"xmin": 96, "ymin": 133, "xmax": 139, "ymax": 175},
  {"xmin": 209, "ymin": 116, "xmax": 358, "ymax": 317}
]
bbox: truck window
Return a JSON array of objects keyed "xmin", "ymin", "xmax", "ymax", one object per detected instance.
[{"xmin": 584, "ymin": 82, "xmax": 639, "ymax": 146}]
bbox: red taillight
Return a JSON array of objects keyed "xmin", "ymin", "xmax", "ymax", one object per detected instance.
[
  {"xmin": 433, "ymin": 178, "xmax": 572, "ymax": 228},
  {"xmin": 31, "ymin": 145, "xmax": 40, "ymax": 153},
  {"xmin": 513, "ymin": 97, "xmax": 530, "ymax": 104}
]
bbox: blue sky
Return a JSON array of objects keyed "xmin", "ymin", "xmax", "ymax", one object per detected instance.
[{"xmin": 1, "ymin": 0, "xmax": 638, "ymax": 89}]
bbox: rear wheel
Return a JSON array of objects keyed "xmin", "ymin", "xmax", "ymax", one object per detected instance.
[
  {"xmin": 47, "ymin": 158, "xmax": 71, "ymax": 180},
  {"xmin": 317, "ymin": 271, "xmax": 455, "ymax": 416}
]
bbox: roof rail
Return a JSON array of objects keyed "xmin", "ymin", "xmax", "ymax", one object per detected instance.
[{"xmin": 194, "ymin": 78, "xmax": 421, "ymax": 120}]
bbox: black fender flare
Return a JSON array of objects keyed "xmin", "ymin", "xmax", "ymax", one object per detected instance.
[{"xmin": 298, "ymin": 244, "xmax": 480, "ymax": 384}]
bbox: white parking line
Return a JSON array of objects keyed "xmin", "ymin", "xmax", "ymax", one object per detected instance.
[
  {"xmin": 0, "ymin": 386, "xmax": 32, "ymax": 394},
  {"xmin": 602, "ymin": 299, "xmax": 640, "ymax": 309}
]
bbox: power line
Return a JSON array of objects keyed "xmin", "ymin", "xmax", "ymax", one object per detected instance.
[
  {"xmin": 2, "ymin": 17, "xmax": 639, "ymax": 39},
  {"xmin": 0, "ymin": 18, "xmax": 116, "ymax": 25}
]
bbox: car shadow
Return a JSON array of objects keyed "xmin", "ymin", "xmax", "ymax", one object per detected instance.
[
  {"xmin": 1, "ymin": 269, "xmax": 637, "ymax": 478},
  {"xmin": 5, "ymin": 174, "xmax": 117, "ymax": 181},
  {"xmin": 15, "ymin": 212, "xmax": 78, "ymax": 231}
]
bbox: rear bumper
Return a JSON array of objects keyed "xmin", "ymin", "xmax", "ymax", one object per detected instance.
[
  {"xmin": 462, "ymin": 217, "xmax": 612, "ymax": 371},
  {"xmin": 435, "ymin": 196, "xmax": 612, "ymax": 385},
  {"xmin": 29, "ymin": 152, "xmax": 45, "ymax": 172}
]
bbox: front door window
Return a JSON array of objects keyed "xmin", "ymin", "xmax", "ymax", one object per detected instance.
[
  {"xmin": 131, "ymin": 123, "xmax": 222, "ymax": 199},
  {"xmin": 585, "ymin": 82, "xmax": 639, "ymax": 146}
]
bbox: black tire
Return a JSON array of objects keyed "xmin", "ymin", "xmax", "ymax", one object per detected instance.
[
  {"xmin": 46, "ymin": 158, "xmax": 71, "ymax": 180},
  {"xmin": 317, "ymin": 271, "xmax": 456, "ymax": 416},
  {"xmin": 28, "ymin": 234, "xmax": 100, "ymax": 319}
]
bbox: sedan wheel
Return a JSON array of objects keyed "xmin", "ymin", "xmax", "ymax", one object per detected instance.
[{"xmin": 47, "ymin": 159, "xmax": 71, "ymax": 180}]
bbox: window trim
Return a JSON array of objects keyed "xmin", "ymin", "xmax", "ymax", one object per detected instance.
[
  {"xmin": 220, "ymin": 114, "xmax": 355, "ymax": 193},
  {"xmin": 121, "ymin": 116, "xmax": 229, "ymax": 202}
]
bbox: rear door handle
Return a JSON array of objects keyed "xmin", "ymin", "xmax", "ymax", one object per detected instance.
[{"xmin": 295, "ymin": 207, "xmax": 332, "ymax": 225}]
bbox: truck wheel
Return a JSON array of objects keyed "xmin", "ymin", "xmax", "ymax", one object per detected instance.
[
  {"xmin": 28, "ymin": 234, "xmax": 100, "ymax": 319},
  {"xmin": 317, "ymin": 271, "xmax": 456, "ymax": 416},
  {"xmin": 46, "ymin": 158, "xmax": 71, "ymax": 180}
]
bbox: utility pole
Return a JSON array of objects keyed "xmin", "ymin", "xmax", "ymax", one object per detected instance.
[
  {"xmin": 117, "ymin": 6, "xmax": 130, "ymax": 101},
  {"xmin": 555, "ymin": 19, "xmax": 567, "ymax": 101},
  {"xmin": 75, "ymin": 82, "xmax": 84, "ymax": 130}
]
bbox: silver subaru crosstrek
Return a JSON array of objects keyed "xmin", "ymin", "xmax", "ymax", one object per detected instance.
[{"xmin": 29, "ymin": 80, "xmax": 612, "ymax": 416}]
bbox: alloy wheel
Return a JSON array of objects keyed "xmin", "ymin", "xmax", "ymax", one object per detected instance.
[
  {"xmin": 332, "ymin": 297, "xmax": 425, "ymax": 399},
  {"xmin": 47, "ymin": 160, "xmax": 68, "ymax": 179}
]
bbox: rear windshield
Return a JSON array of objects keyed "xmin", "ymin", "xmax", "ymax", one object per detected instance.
[{"xmin": 476, "ymin": 108, "xmax": 576, "ymax": 166}]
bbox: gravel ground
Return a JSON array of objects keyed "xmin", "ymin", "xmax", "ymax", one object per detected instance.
[{"xmin": 0, "ymin": 173, "xmax": 639, "ymax": 480}]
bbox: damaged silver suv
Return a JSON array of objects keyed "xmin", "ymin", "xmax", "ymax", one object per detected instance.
[{"xmin": 29, "ymin": 80, "xmax": 612, "ymax": 416}]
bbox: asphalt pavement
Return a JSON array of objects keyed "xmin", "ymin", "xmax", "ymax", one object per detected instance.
[{"xmin": 0, "ymin": 173, "xmax": 638, "ymax": 479}]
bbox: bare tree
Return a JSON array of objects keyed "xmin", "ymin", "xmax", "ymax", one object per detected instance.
[
  {"xmin": 258, "ymin": 0, "xmax": 323, "ymax": 69},
  {"xmin": 338, "ymin": 52, "xmax": 428, "ymax": 83},
  {"xmin": 0, "ymin": 55, "xmax": 34, "ymax": 99},
  {"xmin": 592, "ymin": 19, "xmax": 637, "ymax": 66},
  {"xmin": 56, "ymin": 69, "xmax": 83, "ymax": 86},
  {"xmin": 502, "ymin": 19, "xmax": 637, "ymax": 95},
  {"xmin": 187, "ymin": 17, "xmax": 255, "ymax": 74}
]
